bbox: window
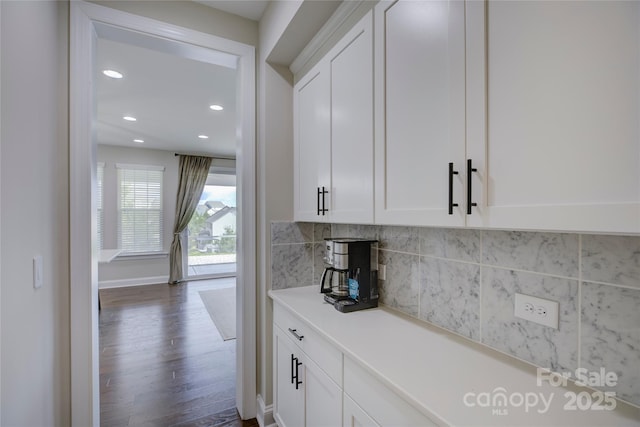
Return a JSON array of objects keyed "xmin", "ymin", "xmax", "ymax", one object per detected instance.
[
  {"xmin": 97, "ymin": 162, "xmax": 105, "ymax": 249},
  {"xmin": 116, "ymin": 163, "xmax": 164, "ymax": 254}
]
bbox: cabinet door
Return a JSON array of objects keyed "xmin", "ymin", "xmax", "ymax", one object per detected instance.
[
  {"xmin": 274, "ymin": 327, "xmax": 305, "ymax": 427},
  {"xmin": 466, "ymin": 0, "xmax": 640, "ymax": 233},
  {"xmin": 329, "ymin": 11, "xmax": 374, "ymax": 224},
  {"xmin": 343, "ymin": 394, "xmax": 380, "ymax": 427},
  {"xmin": 374, "ymin": 0, "xmax": 466, "ymax": 226},
  {"xmin": 294, "ymin": 64, "xmax": 331, "ymax": 222},
  {"xmin": 305, "ymin": 356, "xmax": 342, "ymax": 427}
]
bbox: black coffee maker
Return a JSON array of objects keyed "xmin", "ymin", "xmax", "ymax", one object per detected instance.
[{"xmin": 320, "ymin": 238, "xmax": 379, "ymax": 313}]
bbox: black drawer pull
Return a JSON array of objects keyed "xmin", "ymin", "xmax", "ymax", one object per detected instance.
[{"xmin": 288, "ymin": 328, "xmax": 304, "ymax": 341}]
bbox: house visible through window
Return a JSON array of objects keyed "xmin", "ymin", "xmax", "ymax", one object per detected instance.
[{"xmin": 116, "ymin": 163, "xmax": 164, "ymax": 254}]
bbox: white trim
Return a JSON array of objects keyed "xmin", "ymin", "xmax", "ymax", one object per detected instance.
[
  {"xmin": 98, "ymin": 276, "xmax": 169, "ymax": 289},
  {"xmin": 114, "ymin": 162, "xmax": 165, "ymax": 171},
  {"xmin": 114, "ymin": 251, "xmax": 169, "ymax": 260},
  {"xmin": 256, "ymin": 394, "xmax": 277, "ymax": 427},
  {"xmin": 70, "ymin": 2, "xmax": 257, "ymax": 425},
  {"xmin": 289, "ymin": 0, "xmax": 364, "ymax": 75}
]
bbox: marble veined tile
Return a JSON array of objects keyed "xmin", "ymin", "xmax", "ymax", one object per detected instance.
[
  {"xmin": 378, "ymin": 250, "xmax": 420, "ymax": 317},
  {"xmin": 419, "ymin": 257, "xmax": 480, "ymax": 340},
  {"xmin": 313, "ymin": 223, "xmax": 331, "ymax": 242},
  {"xmin": 271, "ymin": 221, "xmax": 313, "ymax": 245},
  {"xmin": 271, "ymin": 243, "xmax": 313, "ymax": 290},
  {"xmin": 313, "ymin": 242, "xmax": 326, "ymax": 289},
  {"xmin": 378, "ymin": 225, "xmax": 420, "ymax": 254},
  {"xmin": 481, "ymin": 267, "xmax": 578, "ymax": 372},
  {"xmin": 330, "ymin": 223, "xmax": 378, "ymax": 240},
  {"xmin": 581, "ymin": 282, "xmax": 640, "ymax": 406},
  {"xmin": 482, "ymin": 230, "xmax": 578, "ymax": 278},
  {"xmin": 582, "ymin": 234, "xmax": 640, "ymax": 288},
  {"xmin": 419, "ymin": 228, "xmax": 480, "ymax": 263}
]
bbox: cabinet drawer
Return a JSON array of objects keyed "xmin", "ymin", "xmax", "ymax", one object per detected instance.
[
  {"xmin": 274, "ymin": 302, "xmax": 342, "ymax": 386},
  {"xmin": 344, "ymin": 356, "xmax": 438, "ymax": 427}
]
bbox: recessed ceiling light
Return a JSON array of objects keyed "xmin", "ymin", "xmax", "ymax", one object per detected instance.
[
  {"xmin": 209, "ymin": 104, "xmax": 224, "ymax": 111},
  {"xmin": 133, "ymin": 139, "xmax": 144, "ymax": 143},
  {"xmin": 198, "ymin": 135, "xmax": 209, "ymax": 139},
  {"xmin": 123, "ymin": 116, "xmax": 137, "ymax": 121},
  {"xmin": 103, "ymin": 69, "xmax": 123, "ymax": 79}
]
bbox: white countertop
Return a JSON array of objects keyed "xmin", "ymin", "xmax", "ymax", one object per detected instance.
[{"xmin": 269, "ymin": 286, "xmax": 640, "ymax": 426}]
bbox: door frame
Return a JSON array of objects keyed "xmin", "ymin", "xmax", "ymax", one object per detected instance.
[{"xmin": 69, "ymin": 2, "xmax": 256, "ymax": 425}]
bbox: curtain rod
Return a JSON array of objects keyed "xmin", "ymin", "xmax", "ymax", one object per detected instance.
[{"xmin": 174, "ymin": 153, "xmax": 235, "ymax": 161}]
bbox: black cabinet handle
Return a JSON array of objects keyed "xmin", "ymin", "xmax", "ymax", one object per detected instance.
[
  {"xmin": 467, "ymin": 159, "xmax": 478, "ymax": 214},
  {"xmin": 288, "ymin": 328, "xmax": 304, "ymax": 341},
  {"xmin": 295, "ymin": 357, "xmax": 303, "ymax": 390},
  {"xmin": 448, "ymin": 162, "xmax": 459, "ymax": 215},
  {"xmin": 321, "ymin": 187, "xmax": 329, "ymax": 216},
  {"xmin": 290, "ymin": 354, "xmax": 303, "ymax": 389},
  {"xmin": 290, "ymin": 354, "xmax": 295, "ymax": 384},
  {"xmin": 316, "ymin": 186, "xmax": 329, "ymax": 216}
]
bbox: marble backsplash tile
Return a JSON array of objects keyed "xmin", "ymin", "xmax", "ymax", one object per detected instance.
[
  {"xmin": 378, "ymin": 225, "xmax": 419, "ymax": 253},
  {"xmin": 378, "ymin": 249, "xmax": 420, "ymax": 316},
  {"xmin": 582, "ymin": 234, "xmax": 640, "ymax": 288},
  {"xmin": 482, "ymin": 230, "xmax": 579, "ymax": 278},
  {"xmin": 581, "ymin": 282, "xmax": 640, "ymax": 405},
  {"xmin": 481, "ymin": 267, "xmax": 579, "ymax": 372},
  {"xmin": 270, "ymin": 243, "xmax": 313, "ymax": 290},
  {"xmin": 419, "ymin": 257, "xmax": 480, "ymax": 340},
  {"xmin": 271, "ymin": 222, "xmax": 640, "ymax": 406},
  {"xmin": 420, "ymin": 227, "xmax": 480, "ymax": 263},
  {"xmin": 271, "ymin": 221, "xmax": 313, "ymax": 245}
]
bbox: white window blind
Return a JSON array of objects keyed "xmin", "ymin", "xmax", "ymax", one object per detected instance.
[
  {"xmin": 116, "ymin": 163, "xmax": 164, "ymax": 254},
  {"xmin": 97, "ymin": 162, "xmax": 105, "ymax": 250}
]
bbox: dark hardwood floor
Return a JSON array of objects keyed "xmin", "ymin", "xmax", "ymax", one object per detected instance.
[{"xmin": 99, "ymin": 278, "xmax": 258, "ymax": 427}]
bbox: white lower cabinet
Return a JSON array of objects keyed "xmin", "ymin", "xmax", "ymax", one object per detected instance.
[
  {"xmin": 343, "ymin": 394, "xmax": 380, "ymax": 427},
  {"xmin": 305, "ymin": 356, "xmax": 342, "ymax": 427},
  {"xmin": 344, "ymin": 357, "xmax": 438, "ymax": 427},
  {"xmin": 273, "ymin": 304, "xmax": 343, "ymax": 427},
  {"xmin": 273, "ymin": 302, "xmax": 440, "ymax": 427},
  {"xmin": 274, "ymin": 327, "xmax": 305, "ymax": 427}
]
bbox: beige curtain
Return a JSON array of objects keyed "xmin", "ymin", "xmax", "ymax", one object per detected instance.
[{"xmin": 169, "ymin": 155, "xmax": 213, "ymax": 284}]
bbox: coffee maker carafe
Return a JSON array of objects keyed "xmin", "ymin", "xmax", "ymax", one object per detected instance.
[
  {"xmin": 320, "ymin": 239, "xmax": 349, "ymax": 297},
  {"xmin": 320, "ymin": 238, "xmax": 379, "ymax": 313}
]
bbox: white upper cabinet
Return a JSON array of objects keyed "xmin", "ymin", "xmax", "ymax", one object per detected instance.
[
  {"xmin": 466, "ymin": 0, "xmax": 640, "ymax": 233},
  {"xmin": 294, "ymin": 66, "xmax": 331, "ymax": 222},
  {"xmin": 294, "ymin": 11, "xmax": 374, "ymax": 224},
  {"xmin": 374, "ymin": 0, "xmax": 466, "ymax": 226},
  {"xmin": 329, "ymin": 12, "xmax": 374, "ymax": 224}
]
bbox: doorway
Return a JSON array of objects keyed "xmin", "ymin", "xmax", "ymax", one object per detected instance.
[{"xmin": 70, "ymin": 2, "xmax": 256, "ymax": 425}]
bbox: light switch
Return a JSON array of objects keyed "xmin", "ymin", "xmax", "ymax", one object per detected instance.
[{"xmin": 33, "ymin": 255, "xmax": 43, "ymax": 289}]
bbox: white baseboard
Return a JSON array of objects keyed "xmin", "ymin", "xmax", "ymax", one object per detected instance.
[
  {"xmin": 257, "ymin": 394, "xmax": 276, "ymax": 427},
  {"xmin": 98, "ymin": 276, "xmax": 169, "ymax": 289}
]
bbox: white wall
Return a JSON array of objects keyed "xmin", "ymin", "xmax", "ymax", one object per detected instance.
[
  {"xmin": 0, "ymin": 1, "xmax": 70, "ymax": 425},
  {"xmin": 97, "ymin": 145, "xmax": 179, "ymax": 286},
  {"xmin": 90, "ymin": 0, "xmax": 258, "ymax": 47},
  {"xmin": 256, "ymin": 1, "xmax": 300, "ymax": 416}
]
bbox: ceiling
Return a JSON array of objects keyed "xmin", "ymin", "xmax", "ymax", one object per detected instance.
[
  {"xmin": 96, "ymin": 34, "xmax": 238, "ymax": 158},
  {"xmin": 96, "ymin": 0, "xmax": 271, "ymax": 158}
]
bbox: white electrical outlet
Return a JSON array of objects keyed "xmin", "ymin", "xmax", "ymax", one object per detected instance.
[
  {"xmin": 378, "ymin": 264, "xmax": 386, "ymax": 281},
  {"xmin": 514, "ymin": 293, "xmax": 559, "ymax": 329}
]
